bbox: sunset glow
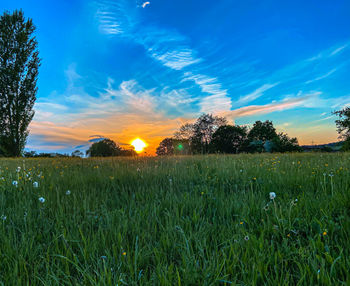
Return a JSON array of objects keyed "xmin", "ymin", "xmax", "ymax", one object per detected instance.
[
  {"xmin": 131, "ymin": 138, "xmax": 147, "ymax": 153},
  {"xmin": 1, "ymin": 0, "xmax": 347, "ymax": 155}
]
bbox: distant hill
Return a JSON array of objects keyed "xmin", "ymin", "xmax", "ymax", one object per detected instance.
[{"xmin": 301, "ymin": 141, "xmax": 344, "ymax": 152}]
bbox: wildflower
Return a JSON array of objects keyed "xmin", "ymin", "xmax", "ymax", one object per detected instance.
[
  {"xmin": 38, "ymin": 197, "xmax": 45, "ymax": 203},
  {"xmin": 33, "ymin": 182, "xmax": 39, "ymax": 188},
  {"xmin": 16, "ymin": 166, "xmax": 21, "ymax": 172},
  {"xmin": 287, "ymin": 233, "xmax": 291, "ymax": 237},
  {"xmin": 244, "ymin": 235, "xmax": 249, "ymax": 241},
  {"xmin": 122, "ymin": 252, "xmax": 127, "ymax": 256},
  {"xmin": 323, "ymin": 231, "xmax": 327, "ymax": 236},
  {"xmin": 240, "ymin": 221, "xmax": 244, "ymax": 225},
  {"xmin": 253, "ymin": 177, "xmax": 256, "ymax": 181},
  {"xmin": 269, "ymin": 192, "xmax": 276, "ymax": 200},
  {"xmin": 101, "ymin": 255, "xmax": 107, "ymax": 260},
  {"xmin": 66, "ymin": 190, "xmax": 71, "ymax": 195},
  {"xmin": 201, "ymin": 191, "xmax": 204, "ymax": 196},
  {"xmin": 12, "ymin": 180, "xmax": 18, "ymax": 187}
]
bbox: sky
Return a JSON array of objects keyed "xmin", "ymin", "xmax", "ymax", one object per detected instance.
[{"xmin": 1, "ymin": 0, "xmax": 350, "ymax": 154}]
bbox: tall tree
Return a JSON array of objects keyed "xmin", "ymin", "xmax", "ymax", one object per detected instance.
[
  {"xmin": 0, "ymin": 10, "xmax": 40, "ymax": 156},
  {"xmin": 191, "ymin": 114, "xmax": 227, "ymax": 154},
  {"xmin": 333, "ymin": 107, "xmax": 350, "ymax": 139},
  {"xmin": 333, "ymin": 107, "xmax": 350, "ymax": 151}
]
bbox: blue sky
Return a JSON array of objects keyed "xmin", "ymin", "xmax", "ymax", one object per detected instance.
[{"xmin": 1, "ymin": 0, "xmax": 350, "ymax": 153}]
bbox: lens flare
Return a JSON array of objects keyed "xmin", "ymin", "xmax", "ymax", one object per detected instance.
[{"xmin": 131, "ymin": 138, "xmax": 147, "ymax": 153}]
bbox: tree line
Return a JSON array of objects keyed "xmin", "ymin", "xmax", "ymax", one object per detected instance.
[
  {"xmin": 1, "ymin": 10, "xmax": 350, "ymax": 157},
  {"xmin": 156, "ymin": 114, "xmax": 302, "ymax": 155}
]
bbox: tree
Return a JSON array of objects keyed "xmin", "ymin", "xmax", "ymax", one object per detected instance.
[
  {"xmin": 71, "ymin": 150, "xmax": 84, "ymax": 157},
  {"xmin": 245, "ymin": 120, "xmax": 278, "ymax": 153},
  {"xmin": 86, "ymin": 139, "xmax": 122, "ymax": 157},
  {"xmin": 271, "ymin": 132, "xmax": 302, "ymax": 152},
  {"xmin": 0, "ymin": 10, "xmax": 40, "ymax": 156},
  {"xmin": 191, "ymin": 114, "xmax": 227, "ymax": 154},
  {"xmin": 334, "ymin": 107, "xmax": 350, "ymax": 139},
  {"xmin": 156, "ymin": 138, "xmax": 175, "ymax": 156},
  {"xmin": 247, "ymin": 120, "xmax": 277, "ymax": 142},
  {"xmin": 156, "ymin": 138, "xmax": 190, "ymax": 156},
  {"xmin": 174, "ymin": 123, "xmax": 194, "ymax": 140},
  {"xmin": 210, "ymin": 125, "xmax": 247, "ymax": 154},
  {"xmin": 333, "ymin": 107, "xmax": 350, "ymax": 151}
]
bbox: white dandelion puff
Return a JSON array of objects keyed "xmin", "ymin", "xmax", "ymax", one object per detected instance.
[
  {"xmin": 12, "ymin": 180, "xmax": 18, "ymax": 187},
  {"xmin": 269, "ymin": 192, "xmax": 276, "ymax": 200},
  {"xmin": 66, "ymin": 190, "xmax": 71, "ymax": 195},
  {"xmin": 38, "ymin": 197, "xmax": 45, "ymax": 203},
  {"xmin": 33, "ymin": 182, "xmax": 39, "ymax": 188}
]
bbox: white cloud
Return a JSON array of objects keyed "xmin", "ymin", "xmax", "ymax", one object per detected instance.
[
  {"xmin": 305, "ymin": 68, "xmax": 337, "ymax": 84},
  {"xmin": 330, "ymin": 44, "xmax": 348, "ymax": 56},
  {"xmin": 236, "ymin": 83, "xmax": 279, "ymax": 105}
]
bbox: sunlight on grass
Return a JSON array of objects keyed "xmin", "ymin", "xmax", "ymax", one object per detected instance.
[{"xmin": 0, "ymin": 153, "xmax": 349, "ymax": 284}]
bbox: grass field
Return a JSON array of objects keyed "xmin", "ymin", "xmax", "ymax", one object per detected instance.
[{"xmin": 0, "ymin": 153, "xmax": 349, "ymax": 285}]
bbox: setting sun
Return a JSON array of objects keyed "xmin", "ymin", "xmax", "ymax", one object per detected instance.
[{"xmin": 131, "ymin": 138, "xmax": 147, "ymax": 153}]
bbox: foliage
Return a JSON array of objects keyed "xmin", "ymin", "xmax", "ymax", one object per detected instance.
[
  {"xmin": 86, "ymin": 139, "xmax": 122, "ymax": 157},
  {"xmin": 71, "ymin": 150, "xmax": 84, "ymax": 158},
  {"xmin": 210, "ymin": 125, "xmax": 247, "ymax": 153},
  {"xmin": 156, "ymin": 138, "xmax": 174, "ymax": 156},
  {"xmin": 272, "ymin": 132, "xmax": 302, "ymax": 153},
  {"xmin": 190, "ymin": 114, "xmax": 227, "ymax": 154},
  {"xmin": 247, "ymin": 120, "xmax": 277, "ymax": 143},
  {"xmin": 333, "ymin": 107, "xmax": 350, "ymax": 140},
  {"xmin": 0, "ymin": 154, "xmax": 349, "ymax": 284},
  {"xmin": 0, "ymin": 10, "xmax": 40, "ymax": 157},
  {"xmin": 341, "ymin": 138, "xmax": 350, "ymax": 151}
]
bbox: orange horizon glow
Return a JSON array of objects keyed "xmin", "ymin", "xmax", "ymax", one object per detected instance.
[{"xmin": 131, "ymin": 138, "xmax": 147, "ymax": 153}]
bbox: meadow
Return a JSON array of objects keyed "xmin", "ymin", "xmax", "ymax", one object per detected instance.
[{"xmin": 0, "ymin": 153, "xmax": 349, "ymax": 285}]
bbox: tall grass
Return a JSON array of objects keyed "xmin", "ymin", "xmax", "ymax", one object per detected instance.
[{"xmin": 0, "ymin": 153, "xmax": 349, "ymax": 285}]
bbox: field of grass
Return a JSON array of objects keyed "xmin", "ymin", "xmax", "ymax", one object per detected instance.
[{"xmin": 0, "ymin": 153, "xmax": 349, "ymax": 285}]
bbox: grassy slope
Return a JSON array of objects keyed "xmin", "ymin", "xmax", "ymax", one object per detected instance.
[{"xmin": 0, "ymin": 153, "xmax": 349, "ymax": 285}]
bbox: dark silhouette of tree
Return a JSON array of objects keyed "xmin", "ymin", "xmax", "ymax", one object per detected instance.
[
  {"xmin": 156, "ymin": 138, "xmax": 190, "ymax": 156},
  {"xmin": 156, "ymin": 138, "xmax": 174, "ymax": 156},
  {"xmin": 71, "ymin": 150, "xmax": 84, "ymax": 157},
  {"xmin": 333, "ymin": 107, "xmax": 350, "ymax": 151},
  {"xmin": 191, "ymin": 114, "xmax": 227, "ymax": 154},
  {"xmin": 86, "ymin": 139, "xmax": 122, "ymax": 157},
  {"xmin": 333, "ymin": 107, "xmax": 350, "ymax": 139},
  {"xmin": 119, "ymin": 148, "xmax": 137, "ymax": 157},
  {"xmin": 272, "ymin": 133, "xmax": 302, "ymax": 152},
  {"xmin": 247, "ymin": 120, "xmax": 277, "ymax": 142},
  {"xmin": 210, "ymin": 125, "xmax": 247, "ymax": 153},
  {"xmin": 0, "ymin": 10, "xmax": 40, "ymax": 157},
  {"xmin": 174, "ymin": 123, "xmax": 194, "ymax": 140}
]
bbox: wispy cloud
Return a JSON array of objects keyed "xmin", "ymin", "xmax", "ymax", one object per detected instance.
[
  {"xmin": 94, "ymin": 0, "xmax": 232, "ymax": 114},
  {"xmin": 182, "ymin": 72, "xmax": 231, "ymax": 113},
  {"xmin": 236, "ymin": 83, "xmax": 279, "ymax": 105},
  {"xmin": 305, "ymin": 68, "xmax": 337, "ymax": 84},
  {"xmin": 330, "ymin": 44, "xmax": 348, "ymax": 56},
  {"xmin": 221, "ymin": 92, "xmax": 319, "ymax": 118}
]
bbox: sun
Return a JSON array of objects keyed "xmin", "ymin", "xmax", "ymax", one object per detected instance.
[{"xmin": 131, "ymin": 138, "xmax": 147, "ymax": 153}]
